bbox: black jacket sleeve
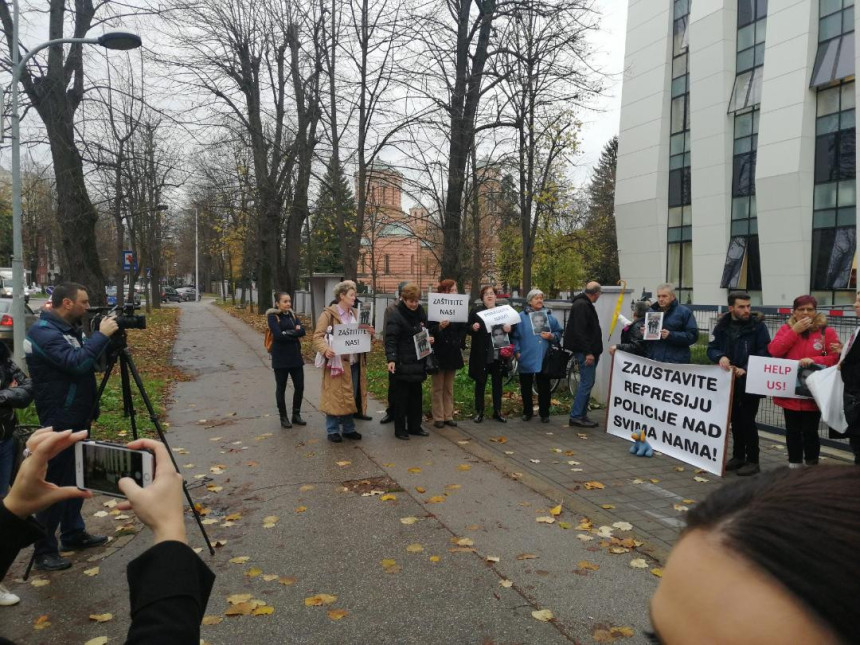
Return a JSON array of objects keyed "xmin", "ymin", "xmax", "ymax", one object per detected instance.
[
  {"xmin": 0, "ymin": 360, "xmax": 33, "ymax": 408},
  {"xmin": 385, "ymin": 310, "xmax": 401, "ymax": 362},
  {"xmin": 125, "ymin": 541, "xmax": 215, "ymax": 645},
  {"xmin": 0, "ymin": 502, "xmax": 45, "ymax": 581}
]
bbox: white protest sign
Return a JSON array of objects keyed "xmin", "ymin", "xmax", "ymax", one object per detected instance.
[
  {"xmin": 606, "ymin": 351, "xmax": 733, "ymax": 476},
  {"xmin": 331, "ymin": 324, "xmax": 372, "ymax": 354},
  {"xmin": 476, "ymin": 304, "xmax": 520, "ymax": 330},
  {"xmin": 746, "ymin": 356, "xmax": 806, "ymax": 399},
  {"xmin": 427, "ymin": 293, "xmax": 469, "ymax": 323}
]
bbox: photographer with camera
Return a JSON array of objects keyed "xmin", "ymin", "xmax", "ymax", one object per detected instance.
[{"xmin": 24, "ymin": 283, "xmax": 118, "ymax": 571}]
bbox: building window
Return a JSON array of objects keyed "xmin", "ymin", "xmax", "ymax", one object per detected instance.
[
  {"xmin": 722, "ymin": 108, "xmax": 762, "ymax": 290},
  {"xmin": 812, "ymin": 81, "xmax": 857, "ymax": 294},
  {"xmin": 729, "ymin": 0, "xmax": 766, "ymax": 113},
  {"xmin": 811, "ymin": 0, "xmax": 855, "ymax": 87},
  {"xmin": 667, "ymin": 0, "xmax": 693, "ymax": 300}
]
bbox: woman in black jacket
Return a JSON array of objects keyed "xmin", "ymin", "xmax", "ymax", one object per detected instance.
[
  {"xmin": 467, "ymin": 286, "xmax": 511, "ymax": 423},
  {"xmin": 267, "ymin": 292, "xmax": 306, "ymax": 429},
  {"xmin": 427, "ymin": 279, "xmax": 467, "ymax": 428},
  {"xmin": 0, "ymin": 342, "xmax": 32, "ymax": 499},
  {"xmin": 385, "ymin": 283, "xmax": 431, "ymax": 440}
]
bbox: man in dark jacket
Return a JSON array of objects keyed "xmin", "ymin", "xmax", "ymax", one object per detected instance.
[
  {"xmin": 647, "ymin": 283, "xmax": 699, "ymax": 363},
  {"xmin": 564, "ymin": 282, "xmax": 602, "ymax": 428},
  {"xmin": 24, "ymin": 282, "xmax": 118, "ymax": 571},
  {"xmin": 707, "ymin": 291, "xmax": 771, "ymax": 475},
  {"xmin": 380, "ymin": 281, "xmax": 408, "ymax": 424}
]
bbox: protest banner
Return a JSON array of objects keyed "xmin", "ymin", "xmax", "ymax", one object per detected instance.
[
  {"xmin": 427, "ymin": 293, "xmax": 469, "ymax": 322},
  {"xmin": 476, "ymin": 304, "xmax": 520, "ymax": 330},
  {"xmin": 331, "ymin": 324, "xmax": 372, "ymax": 354},
  {"xmin": 746, "ymin": 356, "xmax": 809, "ymax": 399},
  {"xmin": 606, "ymin": 351, "xmax": 733, "ymax": 476}
]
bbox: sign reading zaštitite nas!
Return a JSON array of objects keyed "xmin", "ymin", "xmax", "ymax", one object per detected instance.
[
  {"xmin": 426, "ymin": 293, "xmax": 470, "ymax": 323},
  {"xmin": 607, "ymin": 352, "xmax": 733, "ymax": 476},
  {"xmin": 331, "ymin": 324, "xmax": 372, "ymax": 354}
]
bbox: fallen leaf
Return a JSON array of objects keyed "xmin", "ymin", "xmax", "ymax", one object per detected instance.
[
  {"xmin": 304, "ymin": 594, "xmax": 337, "ymax": 606},
  {"xmin": 485, "ymin": 555, "xmax": 500, "ymax": 563},
  {"xmin": 593, "ymin": 626, "xmax": 636, "ymax": 642},
  {"xmin": 225, "ymin": 602, "xmax": 253, "ymax": 616},
  {"xmin": 408, "ymin": 467, "xmax": 422, "ymax": 473},
  {"xmin": 629, "ymin": 558, "xmax": 649, "ymax": 569},
  {"xmin": 673, "ymin": 466, "xmax": 685, "ymax": 472},
  {"xmin": 585, "ymin": 481, "xmax": 605, "ymax": 490},
  {"xmin": 299, "ymin": 484, "xmax": 314, "ymax": 492},
  {"xmin": 224, "ymin": 513, "xmax": 242, "ymax": 521},
  {"xmin": 246, "ymin": 567, "xmax": 263, "ymax": 577},
  {"xmin": 429, "ymin": 555, "xmax": 441, "ymax": 562},
  {"xmin": 93, "ymin": 511, "xmax": 108, "ymax": 518},
  {"xmin": 549, "ymin": 503, "xmax": 562, "ymax": 517},
  {"xmin": 210, "ymin": 467, "xmax": 225, "ymax": 475},
  {"xmin": 455, "ymin": 537, "xmax": 474, "ymax": 546},
  {"xmin": 551, "ymin": 448, "xmax": 562, "ymax": 453},
  {"xmin": 83, "ymin": 567, "xmax": 100, "ymax": 577},
  {"xmin": 327, "ymin": 609, "xmax": 349, "ymax": 621},
  {"xmin": 577, "ymin": 534, "xmax": 594, "ymax": 541},
  {"xmin": 529, "ymin": 459, "xmax": 541, "ymax": 464},
  {"xmin": 457, "ymin": 464, "xmax": 471, "ymax": 471},
  {"xmin": 201, "ymin": 518, "xmax": 218, "ymax": 525},
  {"xmin": 609, "ymin": 546, "xmax": 630, "ymax": 554},
  {"xmin": 415, "ymin": 486, "xmax": 426, "ymax": 493},
  {"xmin": 30, "ymin": 578, "xmax": 49, "ymax": 587},
  {"xmin": 252, "ymin": 605, "xmax": 274, "ymax": 616},
  {"xmin": 516, "ymin": 553, "xmax": 538, "ymax": 560},
  {"xmin": 673, "ymin": 503, "xmax": 689, "ymax": 512},
  {"xmin": 567, "ymin": 460, "xmax": 581, "ymax": 465},
  {"xmin": 596, "ymin": 526, "xmax": 614, "ymax": 538},
  {"xmin": 246, "ymin": 460, "xmax": 259, "ymax": 467},
  {"xmin": 694, "ymin": 476, "xmax": 709, "ymax": 483},
  {"xmin": 427, "ymin": 496, "xmax": 446, "ymax": 503},
  {"xmin": 202, "ymin": 615, "xmax": 223, "ymax": 625},
  {"xmin": 445, "ymin": 484, "xmax": 461, "ymax": 490},
  {"xmin": 89, "ymin": 613, "xmax": 113, "ymax": 623},
  {"xmin": 336, "ymin": 460, "xmax": 351, "ymax": 467},
  {"xmin": 600, "ymin": 504, "xmax": 615, "ymax": 510},
  {"xmin": 229, "ymin": 556, "xmax": 251, "ymax": 564},
  {"xmin": 227, "ymin": 593, "xmax": 253, "ymax": 605},
  {"xmin": 536, "ymin": 516, "xmax": 555, "ymax": 524},
  {"xmin": 504, "ymin": 450, "xmax": 515, "ymax": 455},
  {"xmin": 489, "ymin": 436, "xmax": 508, "ymax": 443},
  {"xmin": 448, "ymin": 547, "xmax": 476, "ymax": 553},
  {"xmin": 612, "ymin": 521, "xmax": 633, "ymax": 531},
  {"xmin": 262, "ymin": 574, "xmax": 279, "ymax": 582},
  {"xmin": 84, "ymin": 638, "xmax": 108, "ymax": 645},
  {"xmin": 406, "ymin": 544, "xmax": 424, "ymax": 553},
  {"xmin": 532, "ymin": 609, "xmax": 554, "ymax": 622},
  {"xmin": 651, "ymin": 568, "xmax": 664, "ymax": 578},
  {"xmin": 631, "ymin": 478, "xmax": 644, "ymax": 484},
  {"xmin": 278, "ymin": 577, "xmax": 297, "ymax": 586},
  {"xmin": 578, "ymin": 560, "xmax": 600, "ymax": 571},
  {"xmin": 380, "ymin": 494, "xmax": 397, "ymax": 501},
  {"xmin": 33, "ymin": 614, "xmax": 52, "ymax": 631},
  {"xmin": 499, "ymin": 579, "xmax": 513, "ymax": 588},
  {"xmin": 206, "ymin": 484, "xmax": 223, "ymax": 493},
  {"xmin": 296, "ymin": 506, "xmax": 307, "ymax": 513},
  {"xmin": 577, "ymin": 433, "xmax": 588, "ymax": 439}
]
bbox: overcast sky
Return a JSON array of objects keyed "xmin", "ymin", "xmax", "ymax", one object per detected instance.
[{"xmin": 575, "ymin": 0, "xmax": 628, "ymax": 182}]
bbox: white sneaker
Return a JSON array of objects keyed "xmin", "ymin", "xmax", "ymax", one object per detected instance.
[
  {"xmin": 0, "ymin": 584, "xmax": 20, "ymax": 606},
  {"xmin": 788, "ymin": 462, "xmax": 804, "ymax": 470}
]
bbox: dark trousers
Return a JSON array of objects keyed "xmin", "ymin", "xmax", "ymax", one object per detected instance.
[
  {"xmin": 519, "ymin": 372, "xmax": 552, "ymax": 418},
  {"xmin": 392, "ymin": 379, "xmax": 424, "ymax": 436},
  {"xmin": 386, "ymin": 372, "xmax": 395, "ymax": 415},
  {"xmin": 730, "ymin": 393, "xmax": 761, "ymax": 463},
  {"xmin": 274, "ymin": 366, "xmax": 304, "ymax": 417},
  {"xmin": 783, "ymin": 409, "xmax": 821, "ymax": 464},
  {"xmin": 34, "ymin": 445, "xmax": 85, "ymax": 556},
  {"xmin": 351, "ymin": 363, "xmax": 362, "ymax": 413},
  {"xmin": 474, "ymin": 362, "xmax": 503, "ymax": 415}
]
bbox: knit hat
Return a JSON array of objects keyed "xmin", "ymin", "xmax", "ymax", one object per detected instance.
[
  {"xmin": 525, "ymin": 288, "xmax": 544, "ymax": 304},
  {"xmin": 792, "ymin": 295, "xmax": 817, "ymax": 310}
]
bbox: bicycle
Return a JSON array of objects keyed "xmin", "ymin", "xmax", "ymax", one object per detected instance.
[{"xmin": 507, "ymin": 354, "xmax": 580, "ymax": 397}]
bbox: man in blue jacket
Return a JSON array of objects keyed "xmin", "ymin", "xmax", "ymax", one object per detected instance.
[
  {"xmin": 24, "ymin": 282, "xmax": 119, "ymax": 571},
  {"xmin": 707, "ymin": 291, "xmax": 771, "ymax": 476},
  {"xmin": 646, "ymin": 283, "xmax": 699, "ymax": 364}
]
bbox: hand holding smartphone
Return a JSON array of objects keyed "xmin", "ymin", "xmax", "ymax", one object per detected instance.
[{"xmin": 75, "ymin": 441, "xmax": 154, "ymax": 498}]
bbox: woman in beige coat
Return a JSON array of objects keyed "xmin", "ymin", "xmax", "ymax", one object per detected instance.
[{"xmin": 312, "ymin": 280, "xmax": 372, "ymax": 443}]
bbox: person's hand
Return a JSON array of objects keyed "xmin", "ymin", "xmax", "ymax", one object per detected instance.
[
  {"xmin": 325, "ymin": 348, "xmax": 336, "ymax": 359},
  {"xmin": 117, "ymin": 439, "xmax": 186, "ymax": 545},
  {"xmin": 515, "ymin": 352, "xmax": 521, "ymax": 359},
  {"xmin": 502, "ymin": 324, "xmax": 511, "ymax": 333},
  {"xmin": 99, "ymin": 316, "xmax": 119, "ymax": 337},
  {"xmin": 585, "ymin": 354, "xmax": 595, "ymax": 366},
  {"xmin": 387, "ymin": 361, "xmax": 396, "ymax": 374},
  {"xmin": 609, "ymin": 345, "xmax": 616, "ymax": 355},
  {"xmin": 440, "ymin": 320, "xmax": 450, "ymax": 329},
  {"xmin": 792, "ymin": 318, "xmax": 813, "ymax": 334},
  {"xmin": 472, "ymin": 322, "xmax": 480, "ymax": 332},
  {"xmin": 540, "ymin": 331, "xmax": 553, "ymax": 340},
  {"xmin": 719, "ymin": 356, "xmax": 731, "ymax": 371},
  {"xmin": 428, "ymin": 336, "xmax": 435, "ymax": 345},
  {"xmin": 734, "ymin": 368, "xmax": 746, "ymax": 377},
  {"xmin": 3, "ymin": 428, "xmax": 92, "ymax": 519},
  {"xmin": 660, "ymin": 329, "xmax": 670, "ymax": 340},
  {"xmin": 295, "ymin": 324, "xmax": 302, "ymax": 331},
  {"xmin": 799, "ymin": 358, "xmax": 815, "ymax": 367},
  {"xmin": 831, "ymin": 342, "xmax": 843, "ymax": 354}
]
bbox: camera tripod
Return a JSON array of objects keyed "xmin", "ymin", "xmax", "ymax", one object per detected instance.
[{"xmin": 90, "ymin": 336, "xmax": 216, "ymax": 554}]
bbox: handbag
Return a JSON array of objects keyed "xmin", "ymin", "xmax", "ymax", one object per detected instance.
[
  {"xmin": 805, "ymin": 365, "xmax": 848, "ymax": 433},
  {"xmin": 425, "ymin": 352, "xmax": 440, "ymax": 375},
  {"xmin": 541, "ymin": 343, "xmax": 571, "ymax": 379}
]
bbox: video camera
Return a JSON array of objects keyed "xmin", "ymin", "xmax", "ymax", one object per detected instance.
[{"xmin": 88, "ymin": 303, "xmax": 147, "ymax": 332}]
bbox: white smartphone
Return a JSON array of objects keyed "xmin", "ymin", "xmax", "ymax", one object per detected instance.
[{"xmin": 75, "ymin": 441, "xmax": 154, "ymax": 498}]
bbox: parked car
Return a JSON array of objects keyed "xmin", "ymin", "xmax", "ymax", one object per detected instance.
[
  {"xmin": 0, "ymin": 299, "xmax": 37, "ymax": 352},
  {"xmin": 175, "ymin": 286, "xmax": 197, "ymax": 302},
  {"xmin": 0, "ymin": 279, "xmax": 30, "ymax": 303},
  {"xmin": 161, "ymin": 286, "xmax": 181, "ymax": 303},
  {"xmin": 106, "ymin": 286, "xmax": 141, "ymax": 307}
]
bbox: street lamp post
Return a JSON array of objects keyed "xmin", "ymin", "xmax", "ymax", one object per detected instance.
[
  {"xmin": 195, "ymin": 207, "xmax": 200, "ymax": 301},
  {"xmin": 8, "ymin": 2, "xmax": 141, "ymax": 364}
]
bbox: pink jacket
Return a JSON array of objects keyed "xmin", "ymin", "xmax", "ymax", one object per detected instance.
[{"xmin": 767, "ymin": 316, "xmax": 840, "ymax": 411}]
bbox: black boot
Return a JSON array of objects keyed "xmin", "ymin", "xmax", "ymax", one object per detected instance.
[
  {"xmin": 280, "ymin": 414, "xmax": 292, "ymax": 429},
  {"xmin": 292, "ymin": 411, "xmax": 307, "ymax": 426}
]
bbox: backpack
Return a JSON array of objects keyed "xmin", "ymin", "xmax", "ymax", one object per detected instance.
[{"xmin": 264, "ymin": 327, "xmax": 273, "ymax": 353}]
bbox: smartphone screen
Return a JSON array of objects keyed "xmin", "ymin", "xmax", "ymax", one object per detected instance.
[{"xmin": 76, "ymin": 442, "xmax": 153, "ymax": 497}]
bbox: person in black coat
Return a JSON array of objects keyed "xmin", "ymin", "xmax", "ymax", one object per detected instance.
[
  {"xmin": 610, "ymin": 300, "xmax": 649, "ymax": 358},
  {"xmin": 427, "ymin": 279, "xmax": 467, "ymax": 428},
  {"xmin": 0, "ymin": 342, "xmax": 32, "ymax": 499},
  {"xmin": 385, "ymin": 283, "xmax": 431, "ymax": 440},
  {"xmin": 267, "ymin": 292, "xmax": 307, "ymax": 429},
  {"xmin": 467, "ymin": 286, "xmax": 511, "ymax": 423},
  {"xmin": 840, "ymin": 292, "xmax": 860, "ymax": 465},
  {"xmin": 0, "ymin": 429, "xmax": 214, "ymax": 642},
  {"xmin": 563, "ymin": 282, "xmax": 603, "ymax": 427}
]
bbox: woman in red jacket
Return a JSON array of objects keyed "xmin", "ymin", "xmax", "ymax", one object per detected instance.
[{"xmin": 768, "ymin": 295, "xmax": 840, "ymax": 469}]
